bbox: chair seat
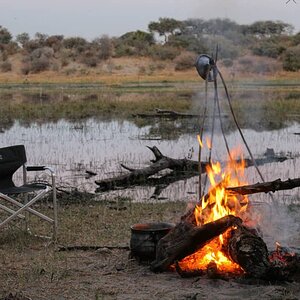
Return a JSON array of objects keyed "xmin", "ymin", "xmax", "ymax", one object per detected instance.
[{"xmin": 0, "ymin": 183, "xmax": 47, "ymax": 195}]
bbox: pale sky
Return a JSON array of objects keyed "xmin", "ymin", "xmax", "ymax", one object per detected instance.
[{"xmin": 0, "ymin": 0, "xmax": 299, "ymax": 40}]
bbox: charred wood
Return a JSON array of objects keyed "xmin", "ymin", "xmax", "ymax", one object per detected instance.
[
  {"xmin": 223, "ymin": 226, "xmax": 270, "ymax": 279},
  {"xmin": 150, "ymin": 215, "xmax": 242, "ymax": 272}
]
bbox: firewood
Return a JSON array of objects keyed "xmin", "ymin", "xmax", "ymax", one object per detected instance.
[
  {"xmin": 150, "ymin": 215, "xmax": 242, "ymax": 272},
  {"xmin": 223, "ymin": 226, "xmax": 270, "ymax": 278}
]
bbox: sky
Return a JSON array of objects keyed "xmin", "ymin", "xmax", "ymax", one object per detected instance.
[{"xmin": 0, "ymin": 0, "xmax": 299, "ymax": 40}]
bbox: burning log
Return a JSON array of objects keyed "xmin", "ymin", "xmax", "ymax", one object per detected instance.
[
  {"xmin": 226, "ymin": 177, "xmax": 300, "ymax": 195},
  {"xmin": 150, "ymin": 215, "xmax": 242, "ymax": 272},
  {"xmin": 223, "ymin": 226, "xmax": 270, "ymax": 278}
]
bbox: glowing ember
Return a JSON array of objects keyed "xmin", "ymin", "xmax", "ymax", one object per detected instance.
[{"xmin": 179, "ymin": 147, "xmax": 249, "ymax": 273}]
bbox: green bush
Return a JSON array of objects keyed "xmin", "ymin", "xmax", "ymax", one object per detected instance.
[
  {"xmin": 283, "ymin": 45, "xmax": 300, "ymax": 71},
  {"xmin": 251, "ymin": 40, "xmax": 285, "ymax": 58},
  {"xmin": 114, "ymin": 44, "xmax": 135, "ymax": 57}
]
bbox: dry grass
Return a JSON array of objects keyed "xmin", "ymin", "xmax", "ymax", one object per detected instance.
[
  {"xmin": 1, "ymin": 200, "xmax": 300, "ymax": 299},
  {"xmin": 0, "ymin": 200, "xmax": 186, "ymax": 299},
  {"xmin": 1, "ymin": 55, "xmax": 299, "ymax": 85}
]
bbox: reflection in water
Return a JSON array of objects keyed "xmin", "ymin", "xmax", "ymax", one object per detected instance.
[{"xmin": 0, "ymin": 118, "xmax": 299, "ymax": 204}]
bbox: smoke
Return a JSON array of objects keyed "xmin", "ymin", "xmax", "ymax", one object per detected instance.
[{"xmin": 251, "ymin": 200, "xmax": 300, "ymax": 250}]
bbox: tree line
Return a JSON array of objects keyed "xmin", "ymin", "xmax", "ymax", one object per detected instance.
[{"xmin": 0, "ymin": 17, "xmax": 300, "ymax": 74}]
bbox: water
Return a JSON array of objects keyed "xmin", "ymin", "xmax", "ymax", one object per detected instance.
[{"xmin": 0, "ymin": 118, "xmax": 299, "ymax": 204}]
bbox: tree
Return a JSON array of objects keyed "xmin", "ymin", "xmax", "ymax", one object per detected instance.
[
  {"xmin": 148, "ymin": 18, "xmax": 183, "ymax": 42},
  {"xmin": 116, "ymin": 30, "xmax": 154, "ymax": 56},
  {"xmin": 93, "ymin": 35, "xmax": 113, "ymax": 60},
  {"xmin": 243, "ymin": 21, "xmax": 294, "ymax": 37},
  {"xmin": 251, "ymin": 38, "xmax": 286, "ymax": 58},
  {"xmin": 16, "ymin": 32, "xmax": 30, "ymax": 47},
  {"xmin": 35, "ymin": 32, "xmax": 48, "ymax": 44},
  {"xmin": 63, "ymin": 37, "xmax": 87, "ymax": 52},
  {"xmin": 45, "ymin": 35, "xmax": 64, "ymax": 52},
  {"xmin": 283, "ymin": 45, "xmax": 300, "ymax": 71},
  {"xmin": 167, "ymin": 35, "xmax": 207, "ymax": 53},
  {"xmin": 0, "ymin": 26, "xmax": 12, "ymax": 44}
]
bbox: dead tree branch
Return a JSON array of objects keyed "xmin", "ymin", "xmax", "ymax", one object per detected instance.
[
  {"xmin": 95, "ymin": 146, "xmax": 290, "ymax": 192},
  {"xmin": 226, "ymin": 178, "xmax": 300, "ymax": 195}
]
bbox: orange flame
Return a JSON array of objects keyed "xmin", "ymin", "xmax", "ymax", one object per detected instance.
[
  {"xmin": 179, "ymin": 147, "xmax": 249, "ymax": 273},
  {"xmin": 197, "ymin": 134, "xmax": 203, "ymax": 148}
]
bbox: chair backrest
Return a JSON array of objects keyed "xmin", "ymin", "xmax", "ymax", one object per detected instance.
[{"xmin": 0, "ymin": 145, "xmax": 27, "ymax": 190}]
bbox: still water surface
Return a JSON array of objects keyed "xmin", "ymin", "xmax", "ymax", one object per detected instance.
[{"xmin": 0, "ymin": 118, "xmax": 299, "ymax": 204}]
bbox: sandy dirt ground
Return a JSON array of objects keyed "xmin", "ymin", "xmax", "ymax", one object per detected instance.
[{"xmin": 1, "ymin": 246, "xmax": 300, "ymax": 300}]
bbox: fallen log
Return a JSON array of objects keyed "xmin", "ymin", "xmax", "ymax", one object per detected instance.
[
  {"xmin": 226, "ymin": 177, "xmax": 300, "ymax": 195},
  {"xmin": 95, "ymin": 146, "xmax": 208, "ymax": 192},
  {"xmin": 150, "ymin": 215, "xmax": 242, "ymax": 272},
  {"xmin": 95, "ymin": 146, "xmax": 289, "ymax": 192},
  {"xmin": 133, "ymin": 108, "xmax": 228, "ymax": 119}
]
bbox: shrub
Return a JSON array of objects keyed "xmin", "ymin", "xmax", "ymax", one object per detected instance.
[
  {"xmin": 237, "ymin": 55, "xmax": 281, "ymax": 74},
  {"xmin": 31, "ymin": 47, "xmax": 54, "ymax": 59},
  {"xmin": 174, "ymin": 52, "xmax": 196, "ymax": 70},
  {"xmin": 148, "ymin": 45, "xmax": 178, "ymax": 60},
  {"xmin": 31, "ymin": 56, "xmax": 50, "ymax": 73},
  {"xmin": 0, "ymin": 60, "xmax": 12, "ymax": 72},
  {"xmin": 81, "ymin": 56, "xmax": 98, "ymax": 67},
  {"xmin": 23, "ymin": 40, "xmax": 40, "ymax": 52},
  {"xmin": 97, "ymin": 35, "xmax": 113, "ymax": 60},
  {"xmin": 5, "ymin": 42, "xmax": 19, "ymax": 55},
  {"xmin": 20, "ymin": 63, "xmax": 31, "ymax": 75},
  {"xmin": 113, "ymin": 31, "xmax": 154, "ymax": 57},
  {"xmin": 16, "ymin": 32, "xmax": 30, "ymax": 48},
  {"xmin": 114, "ymin": 44, "xmax": 135, "ymax": 57},
  {"xmin": 63, "ymin": 68, "xmax": 77, "ymax": 75},
  {"xmin": 0, "ymin": 26, "xmax": 12, "ymax": 44},
  {"xmin": 45, "ymin": 35, "xmax": 64, "ymax": 52},
  {"xmin": 238, "ymin": 57, "xmax": 252, "ymax": 67},
  {"xmin": 283, "ymin": 45, "xmax": 300, "ymax": 71},
  {"xmin": 138, "ymin": 66, "xmax": 146, "ymax": 75},
  {"xmin": 222, "ymin": 58, "xmax": 234, "ymax": 67},
  {"xmin": 251, "ymin": 40, "xmax": 285, "ymax": 58},
  {"xmin": 203, "ymin": 35, "xmax": 240, "ymax": 59},
  {"xmin": 80, "ymin": 50, "xmax": 98, "ymax": 67},
  {"xmin": 63, "ymin": 37, "xmax": 87, "ymax": 51}
]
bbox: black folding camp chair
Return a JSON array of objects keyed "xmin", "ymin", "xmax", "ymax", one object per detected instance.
[{"xmin": 0, "ymin": 145, "xmax": 57, "ymax": 240}]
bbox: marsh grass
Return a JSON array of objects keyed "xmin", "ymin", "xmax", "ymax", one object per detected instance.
[
  {"xmin": 0, "ymin": 81, "xmax": 300, "ymax": 131},
  {"xmin": 0, "ymin": 89, "xmax": 193, "ymax": 127}
]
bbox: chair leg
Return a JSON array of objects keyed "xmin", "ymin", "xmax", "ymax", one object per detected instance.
[
  {"xmin": 0, "ymin": 204, "xmax": 25, "ymax": 219},
  {"xmin": 0, "ymin": 190, "xmax": 52, "ymax": 228},
  {"xmin": 0, "ymin": 192, "xmax": 53, "ymax": 223},
  {"xmin": 52, "ymin": 174, "xmax": 58, "ymax": 242}
]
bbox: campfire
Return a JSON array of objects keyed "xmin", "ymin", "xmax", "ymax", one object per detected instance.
[
  {"xmin": 178, "ymin": 147, "xmax": 249, "ymax": 275},
  {"xmin": 148, "ymin": 54, "xmax": 300, "ymax": 280},
  {"xmin": 149, "ymin": 145, "xmax": 299, "ymax": 280}
]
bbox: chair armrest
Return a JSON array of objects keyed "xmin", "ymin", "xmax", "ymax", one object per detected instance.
[{"xmin": 26, "ymin": 166, "xmax": 46, "ymax": 171}]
